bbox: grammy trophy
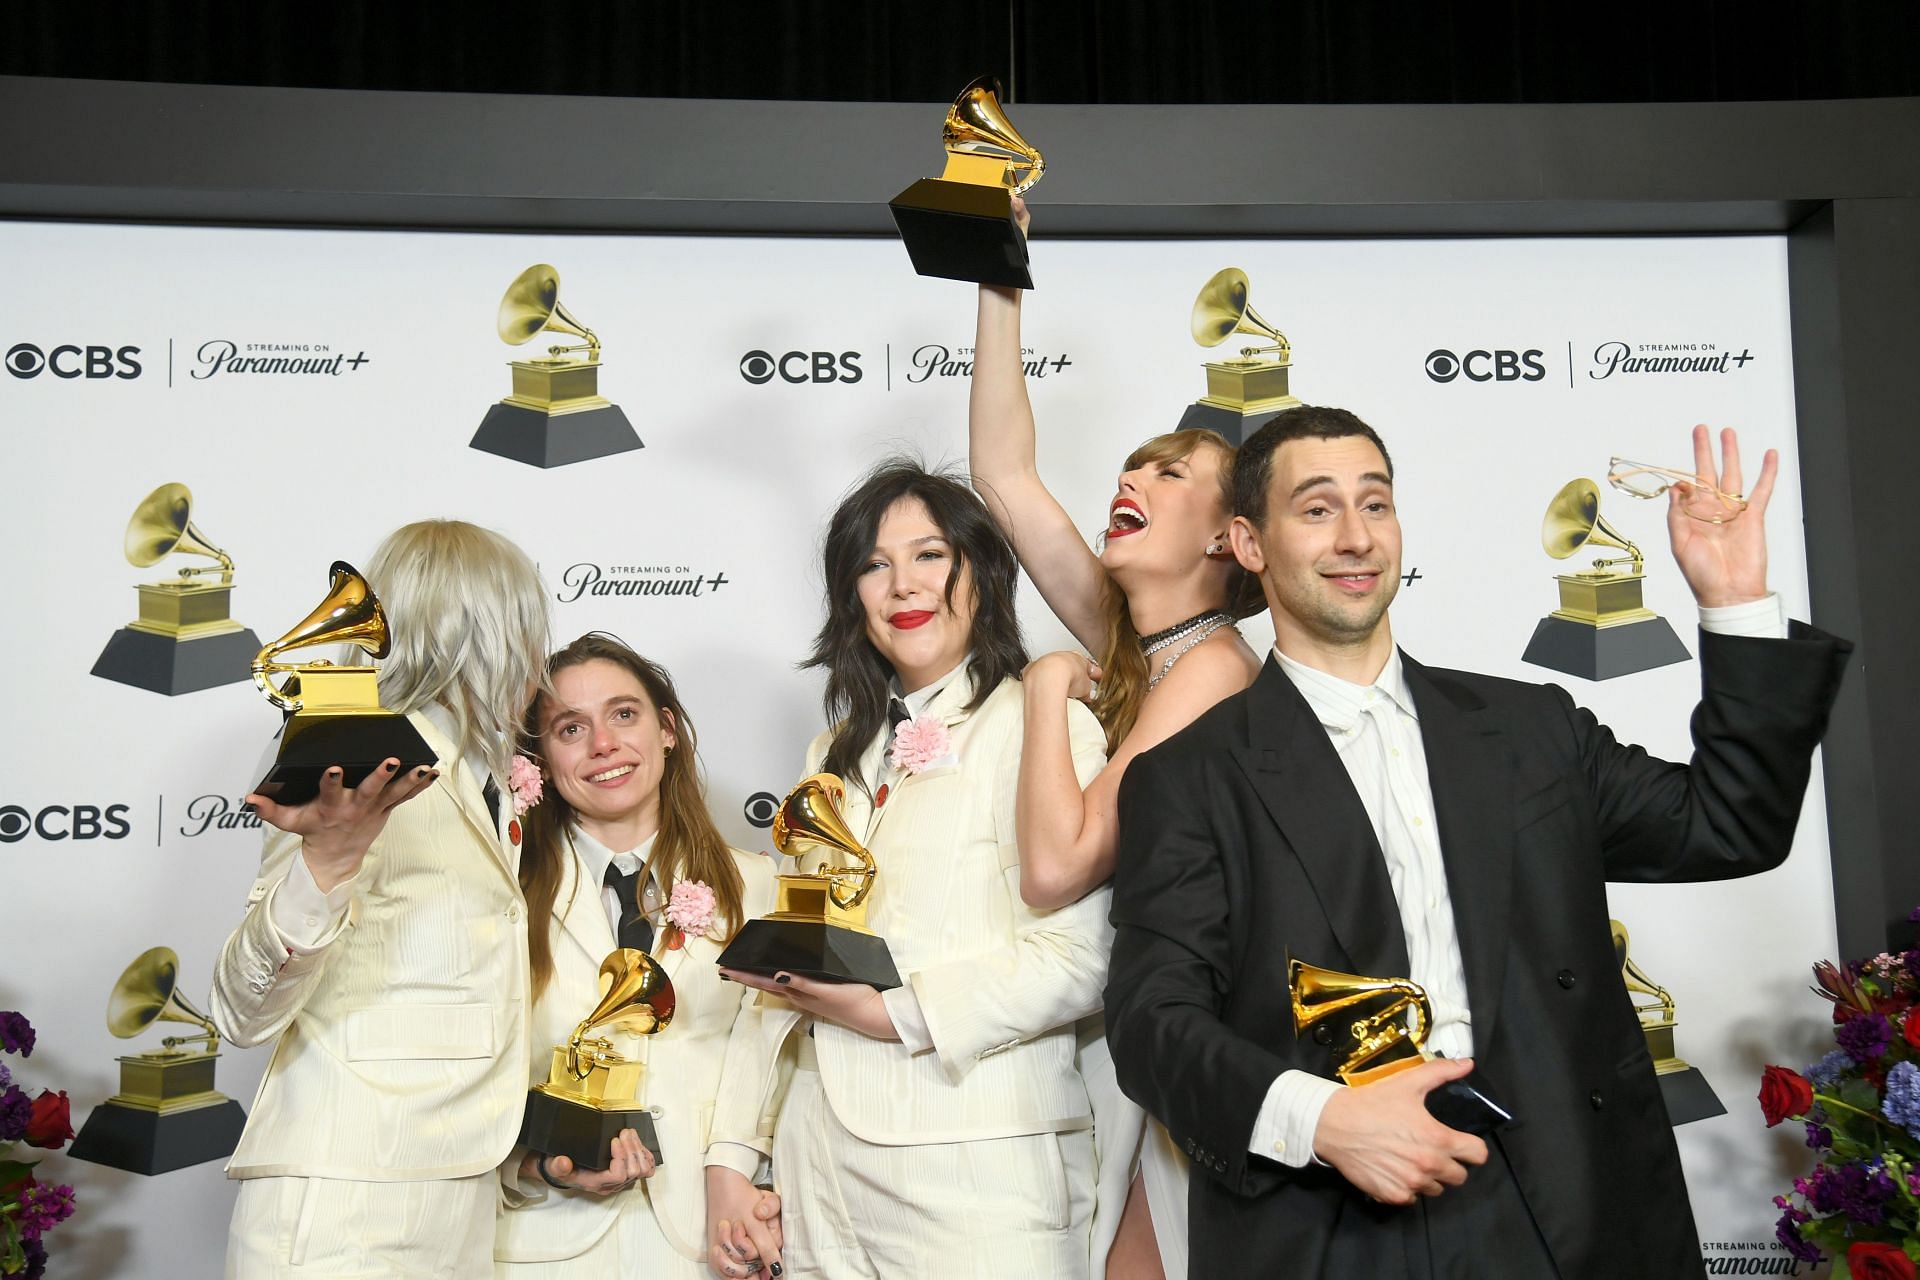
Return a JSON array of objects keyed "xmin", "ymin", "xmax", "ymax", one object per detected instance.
[
  {"xmin": 889, "ymin": 76, "xmax": 1046, "ymax": 289},
  {"xmin": 1176, "ymin": 268, "xmax": 1301, "ymax": 445}
]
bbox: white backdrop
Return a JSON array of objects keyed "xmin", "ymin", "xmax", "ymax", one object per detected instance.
[{"xmin": 1, "ymin": 221, "xmax": 1832, "ymax": 1277}]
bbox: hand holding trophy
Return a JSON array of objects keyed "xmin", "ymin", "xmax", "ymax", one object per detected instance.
[{"xmin": 890, "ymin": 75, "xmax": 1046, "ymax": 289}]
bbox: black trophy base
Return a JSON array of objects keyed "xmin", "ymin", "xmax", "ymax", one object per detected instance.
[
  {"xmin": 1423, "ymin": 1072, "xmax": 1513, "ymax": 1136},
  {"xmin": 68, "ymin": 1099, "xmax": 247, "ymax": 1176},
  {"xmin": 1658, "ymin": 1065, "xmax": 1727, "ymax": 1126},
  {"xmin": 1176, "ymin": 401, "xmax": 1293, "ymax": 448},
  {"xmin": 889, "ymin": 179, "xmax": 1033, "ymax": 289},
  {"xmin": 252, "ymin": 712, "xmax": 437, "ymax": 807},
  {"xmin": 90, "ymin": 626, "xmax": 262, "ymax": 696},
  {"xmin": 520, "ymin": 1089, "xmax": 660, "ymax": 1172},
  {"xmin": 1521, "ymin": 614, "xmax": 1691, "ymax": 682},
  {"xmin": 470, "ymin": 402, "xmax": 644, "ymax": 470},
  {"xmin": 717, "ymin": 918, "xmax": 903, "ymax": 991}
]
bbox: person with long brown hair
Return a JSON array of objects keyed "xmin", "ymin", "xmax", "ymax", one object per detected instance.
[
  {"xmin": 493, "ymin": 633, "xmax": 782, "ymax": 1280},
  {"xmin": 967, "ymin": 201, "xmax": 1265, "ymax": 1278}
]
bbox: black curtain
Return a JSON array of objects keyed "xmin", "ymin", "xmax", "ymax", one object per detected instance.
[{"xmin": 4, "ymin": 1, "xmax": 1916, "ymax": 103}]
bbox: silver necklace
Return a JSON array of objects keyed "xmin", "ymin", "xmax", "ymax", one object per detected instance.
[{"xmin": 1147, "ymin": 615, "xmax": 1237, "ymax": 689}]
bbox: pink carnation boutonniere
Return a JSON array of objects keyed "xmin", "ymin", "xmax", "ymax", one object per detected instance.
[
  {"xmin": 888, "ymin": 715, "xmax": 951, "ymax": 774},
  {"xmin": 665, "ymin": 880, "xmax": 719, "ymax": 939},
  {"xmin": 507, "ymin": 754, "xmax": 544, "ymax": 817}
]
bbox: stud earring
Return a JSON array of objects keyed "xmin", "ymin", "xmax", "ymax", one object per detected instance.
[{"xmin": 1205, "ymin": 542, "xmax": 1227, "ymax": 557}]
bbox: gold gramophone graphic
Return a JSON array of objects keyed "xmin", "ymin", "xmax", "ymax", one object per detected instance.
[
  {"xmin": 1289, "ymin": 957, "xmax": 1510, "ymax": 1134},
  {"xmin": 716, "ymin": 773, "xmax": 903, "ymax": 989},
  {"xmin": 469, "ymin": 263, "xmax": 643, "ymax": 469},
  {"xmin": 520, "ymin": 949, "xmax": 677, "ymax": 1169},
  {"xmin": 1612, "ymin": 919, "xmax": 1726, "ymax": 1125},
  {"xmin": 1176, "ymin": 268, "xmax": 1303, "ymax": 445},
  {"xmin": 889, "ymin": 75, "xmax": 1046, "ymax": 289},
  {"xmin": 248, "ymin": 560, "xmax": 434, "ymax": 806},
  {"xmin": 90, "ymin": 483, "xmax": 263, "ymax": 696},
  {"xmin": 1520, "ymin": 478, "xmax": 1690, "ymax": 681},
  {"xmin": 68, "ymin": 947, "xmax": 248, "ymax": 1175}
]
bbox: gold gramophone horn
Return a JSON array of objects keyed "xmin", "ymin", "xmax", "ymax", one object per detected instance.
[
  {"xmin": 1611, "ymin": 919, "xmax": 1676, "ymax": 1023},
  {"xmin": 106, "ymin": 946, "xmax": 219, "ymax": 1054},
  {"xmin": 251, "ymin": 561, "xmax": 391, "ymax": 712},
  {"xmin": 1191, "ymin": 268, "xmax": 1290, "ymax": 359},
  {"xmin": 1542, "ymin": 479, "xmax": 1643, "ymax": 571},
  {"xmin": 566, "ymin": 948, "xmax": 676, "ymax": 1078},
  {"xmin": 1289, "ymin": 957, "xmax": 1431, "ymax": 1082},
  {"xmin": 497, "ymin": 263, "xmax": 600, "ymax": 359},
  {"xmin": 124, "ymin": 483, "xmax": 234, "ymax": 582},
  {"xmin": 943, "ymin": 75, "xmax": 1046, "ymax": 195},
  {"xmin": 774, "ymin": 773, "xmax": 878, "ymax": 910}
]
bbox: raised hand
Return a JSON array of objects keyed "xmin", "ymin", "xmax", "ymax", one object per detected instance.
[{"xmin": 1668, "ymin": 424, "xmax": 1776, "ymax": 609}]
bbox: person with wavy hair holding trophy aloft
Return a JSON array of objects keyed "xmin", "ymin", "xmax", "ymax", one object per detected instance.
[
  {"xmin": 210, "ymin": 520, "xmax": 550, "ymax": 1278},
  {"xmin": 494, "ymin": 632, "xmax": 783, "ymax": 1279},
  {"xmin": 721, "ymin": 460, "xmax": 1112, "ymax": 1278},
  {"xmin": 968, "ymin": 197, "xmax": 1265, "ymax": 1279}
]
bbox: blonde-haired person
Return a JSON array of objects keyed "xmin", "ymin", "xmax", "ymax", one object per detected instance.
[
  {"xmin": 211, "ymin": 519, "xmax": 551, "ymax": 1279},
  {"xmin": 494, "ymin": 633, "xmax": 782, "ymax": 1280},
  {"xmin": 968, "ymin": 201, "xmax": 1264, "ymax": 1279}
]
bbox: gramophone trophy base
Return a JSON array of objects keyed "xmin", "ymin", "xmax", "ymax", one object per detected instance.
[
  {"xmin": 470, "ymin": 359, "xmax": 644, "ymax": 469},
  {"xmin": 1346, "ymin": 1054, "xmax": 1513, "ymax": 1136},
  {"xmin": 521, "ymin": 1080, "xmax": 661, "ymax": 1172},
  {"xmin": 1175, "ymin": 361, "xmax": 1301, "ymax": 444},
  {"xmin": 889, "ymin": 177, "xmax": 1033, "ymax": 290},
  {"xmin": 718, "ymin": 872, "xmax": 904, "ymax": 989},
  {"xmin": 68, "ymin": 1052, "xmax": 246, "ymax": 1175},
  {"xmin": 253, "ymin": 708, "xmax": 436, "ymax": 807},
  {"xmin": 1522, "ymin": 615, "xmax": 1690, "ymax": 681},
  {"xmin": 1655, "ymin": 1061, "xmax": 1727, "ymax": 1125},
  {"xmin": 92, "ymin": 624, "xmax": 262, "ymax": 696}
]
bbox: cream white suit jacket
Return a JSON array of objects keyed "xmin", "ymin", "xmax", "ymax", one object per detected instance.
[
  {"xmin": 751, "ymin": 670, "xmax": 1111, "ymax": 1146},
  {"xmin": 494, "ymin": 842, "xmax": 778, "ymax": 1265},
  {"xmin": 210, "ymin": 712, "xmax": 531, "ymax": 1181}
]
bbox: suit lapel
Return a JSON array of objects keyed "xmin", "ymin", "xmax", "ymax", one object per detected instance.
[
  {"xmin": 862, "ymin": 665, "xmax": 980, "ymax": 845},
  {"xmin": 555, "ymin": 838, "xmax": 618, "ymax": 966},
  {"xmin": 1402, "ymin": 652, "xmax": 1514, "ymax": 1054},
  {"xmin": 412, "ymin": 712, "xmax": 513, "ymax": 879},
  {"xmin": 1231, "ymin": 659, "xmax": 1410, "ymax": 978}
]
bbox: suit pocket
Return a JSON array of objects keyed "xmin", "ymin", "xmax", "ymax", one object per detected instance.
[
  {"xmin": 1515, "ymin": 777, "xmax": 1574, "ymax": 830},
  {"xmin": 343, "ymin": 1002, "xmax": 497, "ymax": 1061}
]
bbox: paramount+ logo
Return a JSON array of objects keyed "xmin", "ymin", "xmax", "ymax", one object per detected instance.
[
  {"xmin": 5, "ymin": 342, "xmax": 143, "ymax": 381},
  {"xmin": 738, "ymin": 350, "xmax": 863, "ymax": 385},
  {"xmin": 1424, "ymin": 347, "xmax": 1546, "ymax": 384},
  {"xmin": 0, "ymin": 802, "xmax": 133, "ymax": 843}
]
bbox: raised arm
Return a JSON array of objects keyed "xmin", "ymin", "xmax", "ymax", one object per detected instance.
[
  {"xmin": 968, "ymin": 203, "xmax": 1108, "ymax": 651},
  {"xmin": 1016, "ymin": 641, "xmax": 1252, "ymax": 908}
]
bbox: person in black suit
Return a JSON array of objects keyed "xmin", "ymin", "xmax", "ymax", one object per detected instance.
[{"xmin": 1102, "ymin": 409, "xmax": 1849, "ymax": 1279}]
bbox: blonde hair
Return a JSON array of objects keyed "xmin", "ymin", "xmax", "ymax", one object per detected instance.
[
  {"xmin": 1086, "ymin": 429, "xmax": 1264, "ymax": 753},
  {"xmin": 360, "ymin": 520, "xmax": 551, "ymax": 782}
]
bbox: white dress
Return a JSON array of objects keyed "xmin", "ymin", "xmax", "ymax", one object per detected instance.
[{"xmin": 1081, "ymin": 1017, "xmax": 1187, "ymax": 1278}]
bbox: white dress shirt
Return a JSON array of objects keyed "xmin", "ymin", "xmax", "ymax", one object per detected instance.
[
  {"xmin": 1249, "ymin": 594, "xmax": 1787, "ymax": 1167},
  {"xmin": 569, "ymin": 827, "xmax": 661, "ymax": 938}
]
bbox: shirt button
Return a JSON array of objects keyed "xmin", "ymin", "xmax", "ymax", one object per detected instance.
[
  {"xmin": 1413, "ymin": 817, "xmax": 1425, "ymax": 827},
  {"xmin": 1272, "ymin": 1139, "xmax": 1286, "ymax": 1155},
  {"xmin": 304, "ymin": 916, "xmax": 319, "ymax": 928},
  {"xmin": 1390, "ymin": 748, "xmax": 1401, "ymax": 757},
  {"xmin": 1426, "ymin": 895, "xmax": 1437, "ymax": 910},
  {"xmin": 1557, "ymin": 969, "xmax": 1577, "ymax": 989},
  {"xmin": 507, "ymin": 904, "xmax": 523, "ymax": 922}
]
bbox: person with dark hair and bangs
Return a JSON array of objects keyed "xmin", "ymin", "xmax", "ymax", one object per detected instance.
[
  {"xmin": 495, "ymin": 633, "xmax": 784, "ymax": 1280},
  {"xmin": 967, "ymin": 199, "xmax": 1265, "ymax": 1277},
  {"xmin": 722, "ymin": 459, "xmax": 1113, "ymax": 1278}
]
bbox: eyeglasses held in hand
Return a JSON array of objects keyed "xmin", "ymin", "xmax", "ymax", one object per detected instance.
[{"xmin": 1605, "ymin": 458, "xmax": 1748, "ymax": 524}]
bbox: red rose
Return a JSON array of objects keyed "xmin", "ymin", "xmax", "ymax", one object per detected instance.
[
  {"xmin": 1848, "ymin": 1242, "xmax": 1917, "ymax": 1280},
  {"xmin": 1905, "ymin": 1010, "xmax": 1920, "ymax": 1054},
  {"xmin": 23, "ymin": 1089, "xmax": 73, "ymax": 1150},
  {"xmin": 1757, "ymin": 1065, "xmax": 1814, "ymax": 1127}
]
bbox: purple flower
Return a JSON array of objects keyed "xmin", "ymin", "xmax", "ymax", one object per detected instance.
[
  {"xmin": 1837, "ymin": 1011, "xmax": 1892, "ymax": 1064},
  {"xmin": 1801, "ymin": 1160, "xmax": 1895, "ymax": 1225},
  {"xmin": 1907, "ymin": 904, "xmax": 1920, "ymax": 924},
  {"xmin": 1805, "ymin": 1049, "xmax": 1851, "ymax": 1089},
  {"xmin": 17, "ymin": 1180, "xmax": 76, "ymax": 1240},
  {"xmin": 1904, "ymin": 947, "xmax": 1920, "ymax": 984},
  {"xmin": 1773, "ymin": 1202, "xmax": 1821, "ymax": 1263},
  {"xmin": 20, "ymin": 1238, "xmax": 47, "ymax": 1280},
  {"xmin": 0, "ymin": 1084, "xmax": 31, "ymax": 1142},
  {"xmin": 1804, "ymin": 1118, "xmax": 1834, "ymax": 1149},
  {"xmin": 1884, "ymin": 1060, "xmax": 1920, "ymax": 1140},
  {"xmin": 0, "ymin": 1010, "xmax": 33, "ymax": 1056}
]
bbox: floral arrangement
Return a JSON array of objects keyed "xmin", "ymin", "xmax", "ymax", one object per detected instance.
[
  {"xmin": 665, "ymin": 880, "xmax": 718, "ymax": 939},
  {"xmin": 888, "ymin": 716, "xmax": 950, "ymax": 775},
  {"xmin": 507, "ymin": 754, "xmax": 545, "ymax": 817},
  {"xmin": 1763, "ymin": 907, "xmax": 1920, "ymax": 1279},
  {"xmin": 1, "ymin": 1012, "xmax": 77, "ymax": 1279}
]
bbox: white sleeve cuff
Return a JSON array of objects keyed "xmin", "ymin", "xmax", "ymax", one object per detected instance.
[
  {"xmin": 267, "ymin": 854, "xmax": 359, "ymax": 954},
  {"xmin": 703, "ymin": 1141, "xmax": 766, "ymax": 1181},
  {"xmin": 882, "ymin": 983, "xmax": 934, "ymax": 1054},
  {"xmin": 1248, "ymin": 1069, "xmax": 1343, "ymax": 1169},
  {"xmin": 1698, "ymin": 593, "xmax": 1786, "ymax": 638}
]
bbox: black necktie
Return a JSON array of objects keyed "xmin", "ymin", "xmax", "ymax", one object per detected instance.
[
  {"xmin": 482, "ymin": 778, "xmax": 501, "ymax": 827},
  {"xmin": 888, "ymin": 697, "xmax": 912, "ymax": 733},
  {"xmin": 602, "ymin": 864, "xmax": 654, "ymax": 952}
]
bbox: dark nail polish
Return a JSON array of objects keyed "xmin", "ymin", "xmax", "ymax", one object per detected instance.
[
  {"xmin": 774, "ymin": 973, "xmax": 791, "ymax": 985},
  {"xmin": 385, "ymin": 761, "xmax": 399, "ymax": 772},
  {"xmin": 771, "ymin": 1264, "xmax": 783, "ymax": 1277},
  {"xmin": 719, "ymin": 972, "xmax": 732, "ymax": 981}
]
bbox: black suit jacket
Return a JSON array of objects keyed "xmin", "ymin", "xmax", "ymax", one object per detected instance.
[{"xmin": 1104, "ymin": 624, "xmax": 1850, "ymax": 1279}]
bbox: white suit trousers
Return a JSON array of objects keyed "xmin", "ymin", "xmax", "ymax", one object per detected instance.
[
  {"xmin": 494, "ymin": 1189, "xmax": 704, "ymax": 1279},
  {"xmin": 775, "ymin": 1065, "xmax": 1095, "ymax": 1280},
  {"xmin": 226, "ymin": 1171, "xmax": 493, "ymax": 1279}
]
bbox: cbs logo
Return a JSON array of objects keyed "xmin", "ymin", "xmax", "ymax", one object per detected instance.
[
  {"xmin": 742, "ymin": 792, "xmax": 780, "ymax": 829},
  {"xmin": 1423, "ymin": 348, "xmax": 1546, "ymax": 384},
  {"xmin": 5, "ymin": 343, "xmax": 143, "ymax": 380},
  {"xmin": 0, "ymin": 803, "xmax": 133, "ymax": 843},
  {"xmin": 739, "ymin": 350, "xmax": 863, "ymax": 385}
]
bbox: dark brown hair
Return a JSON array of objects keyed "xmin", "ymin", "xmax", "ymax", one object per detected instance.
[
  {"xmin": 1233, "ymin": 406, "xmax": 1395, "ymax": 529},
  {"xmin": 518, "ymin": 633, "xmax": 745, "ymax": 1003}
]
